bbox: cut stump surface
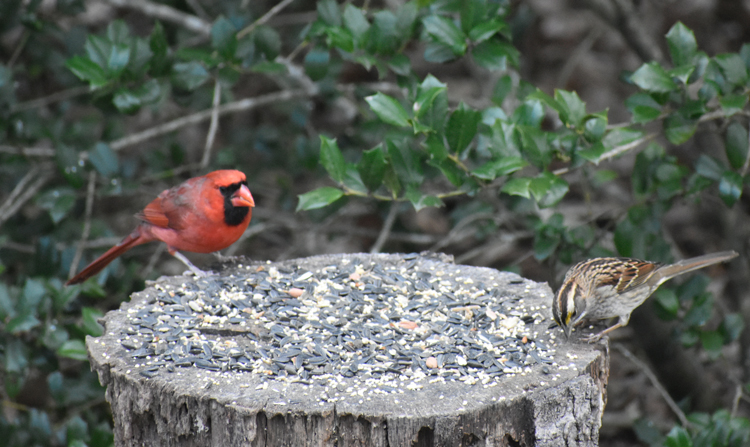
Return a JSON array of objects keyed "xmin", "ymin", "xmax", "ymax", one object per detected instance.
[{"xmin": 87, "ymin": 253, "xmax": 608, "ymax": 446}]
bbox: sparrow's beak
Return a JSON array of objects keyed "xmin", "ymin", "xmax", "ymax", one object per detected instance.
[
  {"xmin": 562, "ymin": 323, "xmax": 572, "ymax": 340},
  {"xmin": 231, "ymin": 184, "xmax": 255, "ymax": 208}
]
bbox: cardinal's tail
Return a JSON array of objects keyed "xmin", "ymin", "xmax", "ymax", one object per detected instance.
[{"xmin": 66, "ymin": 228, "xmax": 151, "ymax": 285}]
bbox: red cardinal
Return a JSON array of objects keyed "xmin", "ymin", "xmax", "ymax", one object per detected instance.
[{"xmin": 66, "ymin": 170, "xmax": 255, "ymax": 285}]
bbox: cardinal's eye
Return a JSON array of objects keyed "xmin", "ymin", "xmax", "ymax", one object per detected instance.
[{"xmin": 219, "ymin": 186, "xmax": 227, "ymax": 194}]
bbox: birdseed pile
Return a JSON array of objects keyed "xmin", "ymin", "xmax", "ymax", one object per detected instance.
[{"xmin": 111, "ymin": 253, "xmax": 556, "ymax": 390}]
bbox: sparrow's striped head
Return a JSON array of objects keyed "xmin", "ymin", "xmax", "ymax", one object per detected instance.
[{"xmin": 552, "ymin": 277, "xmax": 586, "ymax": 339}]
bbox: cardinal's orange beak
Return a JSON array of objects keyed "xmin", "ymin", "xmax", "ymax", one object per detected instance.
[{"xmin": 231, "ymin": 184, "xmax": 255, "ymax": 208}]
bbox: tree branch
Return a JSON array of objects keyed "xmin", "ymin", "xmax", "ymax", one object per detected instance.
[
  {"xmin": 108, "ymin": 88, "xmax": 309, "ymax": 152},
  {"xmin": 237, "ymin": 0, "xmax": 297, "ymax": 39},
  {"xmin": 370, "ymin": 202, "xmax": 400, "ymax": 254},
  {"xmin": 10, "ymin": 86, "xmax": 91, "ymax": 113},
  {"xmin": 613, "ymin": 343, "xmax": 691, "ymax": 428},
  {"xmin": 0, "ymin": 168, "xmax": 53, "ymax": 229},
  {"xmin": 200, "ymin": 78, "xmax": 222, "ymax": 168},
  {"xmin": 553, "ymin": 133, "xmax": 657, "ymax": 176},
  {"xmin": 69, "ymin": 172, "xmax": 98, "ymax": 280},
  {"xmin": 103, "ymin": 0, "xmax": 211, "ymax": 35},
  {"xmin": 0, "ymin": 145, "xmax": 56, "ymax": 157}
]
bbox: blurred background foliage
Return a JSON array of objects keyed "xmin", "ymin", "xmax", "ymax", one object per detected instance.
[{"xmin": 1, "ymin": 0, "xmax": 749, "ymax": 445}]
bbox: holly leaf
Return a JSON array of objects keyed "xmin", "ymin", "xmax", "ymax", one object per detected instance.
[
  {"xmin": 422, "ymin": 15, "xmax": 467, "ymax": 56},
  {"xmin": 319, "ymin": 136, "xmax": 346, "ymax": 183},
  {"xmin": 296, "ymin": 187, "xmax": 345, "ymax": 211},
  {"xmin": 358, "ymin": 146, "xmax": 387, "ymax": 192},
  {"xmin": 631, "ymin": 62, "xmax": 678, "ymax": 93},
  {"xmin": 366, "ymin": 93, "xmax": 410, "ymax": 127}
]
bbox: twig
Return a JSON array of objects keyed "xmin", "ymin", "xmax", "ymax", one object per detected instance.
[
  {"xmin": 140, "ymin": 163, "xmax": 203, "ymax": 182},
  {"xmin": 553, "ymin": 133, "xmax": 657, "ymax": 176},
  {"xmin": 267, "ymin": 11, "xmax": 318, "ymax": 27},
  {"xmin": 0, "ymin": 174, "xmax": 51, "ymax": 228},
  {"xmin": 454, "ymin": 231, "xmax": 531, "ymax": 265},
  {"xmin": 337, "ymin": 81, "xmax": 408, "ymax": 101},
  {"xmin": 69, "ymin": 172, "xmax": 97, "ymax": 280},
  {"xmin": 0, "ymin": 145, "xmax": 56, "ymax": 157},
  {"xmin": 597, "ymin": 133, "xmax": 657, "ymax": 163},
  {"xmin": 741, "ymin": 124, "xmax": 750, "ymax": 177},
  {"xmin": 0, "ymin": 167, "xmax": 39, "ymax": 215},
  {"xmin": 276, "ymin": 57, "xmax": 320, "ymax": 95},
  {"xmin": 582, "ymin": 0, "xmax": 664, "ymax": 63},
  {"xmin": 2, "ymin": 399, "xmax": 30, "ymax": 412},
  {"xmin": 183, "ymin": 0, "xmax": 210, "ymax": 21},
  {"xmin": 557, "ymin": 23, "xmax": 602, "ymax": 88},
  {"xmin": 200, "ymin": 78, "xmax": 222, "ymax": 168},
  {"xmin": 732, "ymin": 384, "xmax": 743, "ymax": 418},
  {"xmin": 141, "ymin": 243, "xmax": 166, "ymax": 278},
  {"xmin": 3, "ymin": 237, "xmax": 124, "ymax": 255},
  {"xmin": 430, "ymin": 211, "xmax": 496, "ymax": 252},
  {"xmin": 0, "ymin": 240, "xmax": 36, "ymax": 254},
  {"xmin": 0, "ymin": 167, "xmax": 53, "ymax": 229},
  {"xmin": 89, "ymin": 82, "xmax": 395, "ymax": 157},
  {"xmin": 8, "ymin": 29, "xmax": 29, "ymax": 68},
  {"xmin": 108, "ymin": 88, "xmax": 308, "ymax": 152},
  {"xmin": 103, "ymin": 0, "xmax": 211, "ymax": 36},
  {"xmin": 52, "ymin": 396, "xmax": 108, "ymax": 431},
  {"xmin": 224, "ymin": 222, "xmax": 269, "ymax": 256},
  {"xmin": 370, "ymin": 202, "xmax": 400, "ymax": 254},
  {"xmin": 286, "ymin": 40, "xmax": 308, "ymax": 62},
  {"xmin": 613, "ymin": 343, "xmax": 691, "ymax": 428},
  {"xmin": 70, "ymin": 237, "xmax": 122, "ymax": 249},
  {"xmin": 237, "ymin": 0, "xmax": 297, "ymax": 39},
  {"xmin": 10, "ymin": 86, "xmax": 90, "ymax": 113}
]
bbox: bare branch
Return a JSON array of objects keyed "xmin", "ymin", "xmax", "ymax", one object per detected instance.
[
  {"xmin": 86, "ymin": 81, "xmax": 403, "ymax": 158},
  {"xmin": 0, "ymin": 169, "xmax": 53, "ymax": 229},
  {"xmin": 455, "ymin": 232, "xmax": 530, "ymax": 265},
  {"xmin": 0, "ymin": 240, "xmax": 36, "ymax": 254},
  {"xmin": 141, "ymin": 243, "xmax": 166, "ymax": 278},
  {"xmin": 267, "ymin": 11, "xmax": 318, "ymax": 27},
  {"xmin": 69, "ymin": 172, "xmax": 97, "ymax": 279},
  {"xmin": 103, "ymin": 0, "xmax": 211, "ymax": 35},
  {"xmin": 430, "ymin": 212, "xmax": 496, "ymax": 252},
  {"xmin": 557, "ymin": 23, "xmax": 603, "ymax": 87},
  {"xmin": 3, "ymin": 237, "xmax": 128, "ymax": 255},
  {"xmin": 582, "ymin": 0, "xmax": 664, "ymax": 63},
  {"xmin": 141, "ymin": 163, "xmax": 203, "ymax": 182},
  {"xmin": 200, "ymin": 78, "xmax": 222, "ymax": 168},
  {"xmin": 108, "ymin": 88, "xmax": 309, "ymax": 152},
  {"xmin": 10, "ymin": 86, "xmax": 91, "ymax": 113},
  {"xmin": 8, "ymin": 30, "xmax": 30, "ymax": 68},
  {"xmin": 0, "ymin": 167, "xmax": 39, "ymax": 215},
  {"xmin": 732, "ymin": 384, "xmax": 743, "ymax": 418},
  {"xmin": 370, "ymin": 202, "xmax": 400, "ymax": 254},
  {"xmin": 237, "ymin": 0, "xmax": 297, "ymax": 39},
  {"xmin": 553, "ymin": 133, "xmax": 657, "ymax": 176},
  {"xmin": 613, "ymin": 343, "xmax": 691, "ymax": 428},
  {"xmin": 339, "ymin": 81, "xmax": 406, "ymax": 98},
  {"xmin": 276, "ymin": 58, "xmax": 320, "ymax": 95},
  {"xmin": 742, "ymin": 125, "xmax": 750, "ymax": 177},
  {"xmin": 224, "ymin": 222, "xmax": 270, "ymax": 256},
  {"xmin": 183, "ymin": 0, "xmax": 210, "ymax": 21},
  {"xmin": 0, "ymin": 145, "xmax": 56, "ymax": 157}
]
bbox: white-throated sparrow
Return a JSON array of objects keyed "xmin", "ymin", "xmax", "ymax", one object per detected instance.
[{"xmin": 552, "ymin": 251, "xmax": 738, "ymax": 342}]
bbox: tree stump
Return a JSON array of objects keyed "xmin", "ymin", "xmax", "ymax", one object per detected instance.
[{"xmin": 87, "ymin": 253, "xmax": 608, "ymax": 446}]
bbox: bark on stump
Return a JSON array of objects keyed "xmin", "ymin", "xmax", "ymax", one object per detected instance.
[{"xmin": 87, "ymin": 253, "xmax": 608, "ymax": 446}]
